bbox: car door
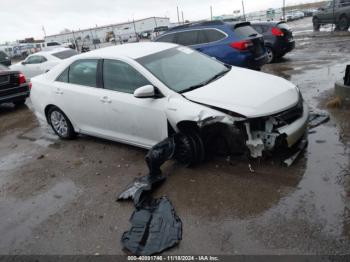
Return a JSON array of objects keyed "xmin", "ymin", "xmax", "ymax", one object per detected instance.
[
  {"xmin": 319, "ymin": 0, "xmax": 336, "ymax": 23},
  {"xmin": 52, "ymin": 59, "xmax": 109, "ymax": 136},
  {"xmin": 22, "ymin": 55, "xmax": 46, "ymax": 79},
  {"xmin": 100, "ymin": 59, "xmax": 168, "ymax": 148}
]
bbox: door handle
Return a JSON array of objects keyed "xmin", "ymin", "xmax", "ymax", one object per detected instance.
[{"xmin": 100, "ymin": 96, "xmax": 112, "ymax": 103}]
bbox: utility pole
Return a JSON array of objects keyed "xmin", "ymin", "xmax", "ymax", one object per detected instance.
[
  {"xmin": 133, "ymin": 18, "xmax": 138, "ymax": 41},
  {"xmin": 42, "ymin": 25, "xmax": 46, "ymax": 37},
  {"xmin": 241, "ymin": 0, "xmax": 246, "ymax": 21},
  {"xmin": 283, "ymin": 0, "xmax": 286, "ymax": 19},
  {"xmin": 182, "ymin": 11, "xmax": 184, "ymax": 24},
  {"xmin": 210, "ymin": 6, "xmax": 213, "ymax": 20},
  {"xmin": 177, "ymin": 6, "xmax": 180, "ymax": 24}
]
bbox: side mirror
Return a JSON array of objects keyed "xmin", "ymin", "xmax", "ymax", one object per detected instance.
[
  {"xmin": 318, "ymin": 7, "xmax": 325, "ymax": 11},
  {"xmin": 134, "ymin": 85, "xmax": 155, "ymax": 98},
  {"xmin": 21, "ymin": 61, "xmax": 26, "ymax": 65}
]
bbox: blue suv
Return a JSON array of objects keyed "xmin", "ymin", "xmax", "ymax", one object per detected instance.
[{"xmin": 154, "ymin": 21, "xmax": 268, "ymax": 70}]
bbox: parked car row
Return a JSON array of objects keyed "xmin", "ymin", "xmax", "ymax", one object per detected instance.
[
  {"xmin": 283, "ymin": 10, "xmax": 305, "ymax": 21},
  {"xmin": 9, "ymin": 48, "xmax": 78, "ymax": 80},
  {"xmin": 154, "ymin": 20, "xmax": 295, "ymax": 68}
]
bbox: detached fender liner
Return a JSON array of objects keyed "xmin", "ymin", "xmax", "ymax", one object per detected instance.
[{"xmin": 121, "ymin": 197, "xmax": 182, "ymax": 256}]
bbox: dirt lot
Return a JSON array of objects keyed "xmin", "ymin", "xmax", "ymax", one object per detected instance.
[{"xmin": 1, "ymin": 18, "xmax": 350, "ymax": 255}]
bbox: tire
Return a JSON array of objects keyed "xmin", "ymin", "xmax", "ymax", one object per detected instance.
[
  {"xmin": 13, "ymin": 99, "xmax": 26, "ymax": 106},
  {"xmin": 174, "ymin": 132, "xmax": 205, "ymax": 167},
  {"xmin": 265, "ymin": 46, "xmax": 275, "ymax": 63},
  {"xmin": 313, "ymin": 17, "xmax": 320, "ymax": 31},
  {"xmin": 47, "ymin": 107, "xmax": 76, "ymax": 139},
  {"xmin": 338, "ymin": 16, "xmax": 349, "ymax": 31}
]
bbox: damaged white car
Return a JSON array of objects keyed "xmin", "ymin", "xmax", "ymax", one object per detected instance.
[{"xmin": 30, "ymin": 42, "xmax": 309, "ymax": 165}]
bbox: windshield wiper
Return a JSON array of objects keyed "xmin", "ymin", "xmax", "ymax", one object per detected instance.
[{"xmin": 180, "ymin": 68, "xmax": 231, "ymax": 93}]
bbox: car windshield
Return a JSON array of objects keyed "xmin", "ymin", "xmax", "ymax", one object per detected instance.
[
  {"xmin": 52, "ymin": 49, "xmax": 78, "ymax": 59},
  {"xmin": 137, "ymin": 47, "xmax": 230, "ymax": 93}
]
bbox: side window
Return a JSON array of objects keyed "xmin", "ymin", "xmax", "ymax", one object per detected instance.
[
  {"xmin": 103, "ymin": 59, "xmax": 150, "ymax": 94},
  {"xmin": 56, "ymin": 67, "xmax": 69, "ymax": 83},
  {"xmin": 204, "ymin": 29, "xmax": 226, "ymax": 42},
  {"xmin": 26, "ymin": 55, "xmax": 46, "ymax": 64},
  {"xmin": 176, "ymin": 30, "xmax": 199, "ymax": 46},
  {"xmin": 156, "ymin": 33, "xmax": 176, "ymax": 43},
  {"xmin": 197, "ymin": 30, "xmax": 209, "ymax": 44},
  {"xmin": 69, "ymin": 59, "xmax": 98, "ymax": 87}
]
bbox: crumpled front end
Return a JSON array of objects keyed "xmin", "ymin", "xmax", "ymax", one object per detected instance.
[{"xmin": 242, "ymin": 100, "xmax": 309, "ymax": 158}]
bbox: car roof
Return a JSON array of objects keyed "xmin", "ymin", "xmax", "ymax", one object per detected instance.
[
  {"xmin": 250, "ymin": 21, "xmax": 285, "ymax": 26},
  {"xmin": 77, "ymin": 42, "xmax": 178, "ymax": 60},
  {"xmin": 167, "ymin": 20, "xmax": 247, "ymax": 32},
  {"xmin": 30, "ymin": 47, "xmax": 70, "ymax": 56}
]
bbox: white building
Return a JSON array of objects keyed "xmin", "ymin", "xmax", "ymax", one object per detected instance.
[{"xmin": 45, "ymin": 17, "xmax": 170, "ymax": 46}]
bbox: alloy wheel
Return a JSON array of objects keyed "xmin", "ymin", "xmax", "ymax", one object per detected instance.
[{"xmin": 50, "ymin": 110, "xmax": 68, "ymax": 137}]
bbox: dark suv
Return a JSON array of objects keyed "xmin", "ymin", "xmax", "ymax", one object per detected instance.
[
  {"xmin": 0, "ymin": 51, "xmax": 11, "ymax": 66},
  {"xmin": 154, "ymin": 21, "xmax": 268, "ymax": 70},
  {"xmin": 313, "ymin": 0, "xmax": 350, "ymax": 31},
  {"xmin": 251, "ymin": 21, "xmax": 295, "ymax": 63},
  {"xmin": 0, "ymin": 64, "xmax": 30, "ymax": 106}
]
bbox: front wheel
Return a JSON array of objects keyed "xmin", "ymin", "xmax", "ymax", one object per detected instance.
[
  {"xmin": 313, "ymin": 18, "xmax": 320, "ymax": 31},
  {"xmin": 48, "ymin": 107, "xmax": 76, "ymax": 139},
  {"xmin": 338, "ymin": 16, "xmax": 349, "ymax": 31}
]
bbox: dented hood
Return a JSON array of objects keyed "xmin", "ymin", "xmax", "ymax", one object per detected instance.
[{"xmin": 183, "ymin": 67, "xmax": 299, "ymax": 118}]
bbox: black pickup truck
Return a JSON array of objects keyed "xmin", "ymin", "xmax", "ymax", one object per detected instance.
[{"xmin": 0, "ymin": 64, "xmax": 30, "ymax": 106}]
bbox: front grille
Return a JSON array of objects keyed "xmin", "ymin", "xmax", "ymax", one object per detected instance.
[
  {"xmin": 249, "ymin": 99, "xmax": 303, "ymax": 131},
  {"xmin": 274, "ymin": 100, "xmax": 303, "ymax": 127}
]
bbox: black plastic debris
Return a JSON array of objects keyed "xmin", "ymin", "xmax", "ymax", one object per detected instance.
[
  {"xmin": 117, "ymin": 174, "xmax": 166, "ymax": 205},
  {"xmin": 121, "ymin": 197, "xmax": 182, "ymax": 256},
  {"xmin": 308, "ymin": 112, "xmax": 330, "ymax": 129},
  {"xmin": 283, "ymin": 138, "xmax": 308, "ymax": 167},
  {"xmin": 344, "ymin": 65, "xmax": 350, "ymax": 86},
  {"xmin": 117, "ymin": 136, "xmax": 176, "ymax": 205}
]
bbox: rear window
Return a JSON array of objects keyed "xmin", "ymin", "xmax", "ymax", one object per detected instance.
[
  {"xmin": 278, "ymin": 23, "xmax": 291, "ymax": 30},
  {"xmin": 233, "ymin": 25, "xmax": 259, "ymax": 38},
  {"xmin": 52, "ymin": 49, "xmax": 78, "ymax": 60}
]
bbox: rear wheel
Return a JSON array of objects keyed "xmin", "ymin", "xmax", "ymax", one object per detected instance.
[
  {"xmin": 338, "ymin": 16, "xmax": 349, "ymax": 31},
  {"xmin": 313, "ymin": 17, "xmax": 320, "ymax": 31},
  {"xmin": 48, "ymin": 107, "xmax": 76, "ymax": 139},
  {"xmin": 266, "ymin": 46, "xmax": 275, "ymax": 63}
]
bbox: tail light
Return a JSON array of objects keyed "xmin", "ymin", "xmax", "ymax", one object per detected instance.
[
  {"xmin": 272, "ymin": 27, "xmax": 284, "ymax": 37},
  {"xmin": 230, "ymin": 40, "xmax": 253, "ymax": 50},
  {"xmin": 19, "ymin": 73, "xmax": 27, "ymax": 85}
]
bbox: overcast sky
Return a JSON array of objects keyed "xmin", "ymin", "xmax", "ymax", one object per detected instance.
[{"xmin": 1, "ymin": 0, "xmax": 317, "ymax": 42}]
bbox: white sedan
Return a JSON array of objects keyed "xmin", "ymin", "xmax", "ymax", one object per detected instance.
[
  {"xmin": 30, "ymin": 42, "xmax": 309, "ymax": 164},
  {"xmin": 10, "ymin": 48, "xmax": 78, "ymax": 80}
]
